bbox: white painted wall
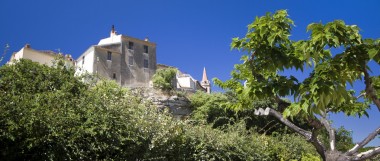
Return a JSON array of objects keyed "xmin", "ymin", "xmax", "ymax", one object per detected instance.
[
  {"xmin": 9, "ymin": 47, "xmax": 72, "ymax": 67},
  {"xmin": 98, "ymin": 34, "xmax": 122, "ymax": 45},
  {"xmin": 77, "ymin": 50, "xmax": 95, "ymax": 75},
  {"xmin": 177, "ymin": 76, "xmax": 196, "ymax": 90},
  {"xmin": 12, "ymin": 49, "xmax": 24, "ymax": 60},
  {"xmin": 22, "ymin": 48, "xmax": 56, "ymax": 66}
]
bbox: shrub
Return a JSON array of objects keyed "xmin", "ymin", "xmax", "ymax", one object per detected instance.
[
  {"xmin": 152, "ymin": 68, "xmax": 177, "ymax": 93},
  {"xmin": 0, "ymin": 60, "xmax": 321, "ymax": 160}
]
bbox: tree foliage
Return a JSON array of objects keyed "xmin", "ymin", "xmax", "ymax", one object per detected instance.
[
  {"xmin": 152, "ymin": 67, "xmax": 178, "ymax": 93},
  {"xmin": 215, "ymin": 10, "xmax": 380, "ymax": 160},
  {"xmin": 0, "ymin": 59, "xmax": 321, "ymax": 160},
  {"xmin": 190, "ymin": 91, "xmax": 298, "ymax": 133},
  {"xmin": 189, "ymin": 90, "xmax": 355, "ymax": 154}
]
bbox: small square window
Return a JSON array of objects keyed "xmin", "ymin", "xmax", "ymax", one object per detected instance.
[
  {"xmin": 143, "ymin": 45, "xmax": 148, "ymax": 53},
  {"xmin": 129, "ymin": 56, "xmax": 134, "ymax": 65},
  {"xmin": 128, "ymin": 42, "xmax": 134, "ymax": 50},
  {"xmin": 107, "ymin": 51, "xmax": 112, "ymax": 61},
  {"xmin": 144, "ymin": 59, "xmax": 149, "ymax": 68}
]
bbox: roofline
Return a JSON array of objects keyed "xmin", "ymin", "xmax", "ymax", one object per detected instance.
[
  {"xmin": 23, "ymin": 47, "xmax": 70, "ymax": 57},
  {"xmin": 97, "ymin": 42, "xmax": 121, "ymax": 47},
  {"xmin": 75, "ymin": 45, "xmax": 95, "ymax": 60},
  {"xmin": 75, "ymin": 45, "xmax": 122, "ymax": 61},
  {"xmin": 121, "ymin": 35, "xmax": 157, "ymax": 46},
  {"xmin": 93, "ymin": 45, "xmax": 121, "ymax": 54}
]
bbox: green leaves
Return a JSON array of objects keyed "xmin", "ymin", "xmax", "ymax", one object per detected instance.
[
  {"xmin": 368, "ymin": 48, "xmax": 378, "ymax": 59},
  {"xmin": 152, "ymin": 67, "xmax": 177, "ymax": 93},
  {"xmin": 218, "ymin": 9, "xmax": 379, "ymax": 118},
  {"xmin": 231, "ymin": 10, "xmax": 301, "ymax": 75},
  {"xmin": 0, "ymin": 55, "xmax": 323, "ymax": 160},
  {"xmin": 0, "ymin": 60, "xmax": 152, "ymax": 160}
]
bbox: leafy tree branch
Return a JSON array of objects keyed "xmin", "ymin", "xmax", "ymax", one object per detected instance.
[{"xmin": 216, "ymin": 9, "xmax": 380, "ymax": 161}]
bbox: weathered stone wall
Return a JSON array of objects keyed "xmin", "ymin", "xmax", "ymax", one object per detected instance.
[
  {"xmin": 131, "ymin": 87, "xmax": 192, "ymax": 119},
  {"xmin": 121, "ymin": 36, "xmax": 157, "ymax": 87}
]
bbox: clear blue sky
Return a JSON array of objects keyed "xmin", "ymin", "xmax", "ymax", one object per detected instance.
[{"xmin": 1, "ymin": 0, "xmax": 379, "ymax": 146}]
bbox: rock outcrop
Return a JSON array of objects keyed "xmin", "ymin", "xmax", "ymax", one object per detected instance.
[{"xmin": 131, "ymin": 88, "xmax": 192, "ymax": 119}]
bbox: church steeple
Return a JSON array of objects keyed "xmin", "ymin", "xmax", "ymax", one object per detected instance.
[
  {"xmin": 202, "ymin": 67, "xmax": 208, "ymax": 83},
  {"xmin": 201, "ymin": 67, "xmax": 211, "ymax": 93}
]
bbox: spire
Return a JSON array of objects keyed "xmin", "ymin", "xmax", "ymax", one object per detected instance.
[
  {"xmin": 202, "ymin": 67, "xmax": 209, "ymax": 83},
  {"xmin": 201, "ymin": 67, "xmax": 211, "ymax": 94}
]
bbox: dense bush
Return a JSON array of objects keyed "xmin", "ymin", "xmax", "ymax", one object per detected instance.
[
  {"xmin": 152, "ymin": 67, "xmax": 177, "ymax": 93},
  {"xmin": 0, "ymin": 59, "xmax": 321, "ymax": 160},
  {"xmin": 0, "ymin": 60, "xmax": 150, "ymax": 160},
  {"xmin": 189, "ymin": 91, "xmax": 236, "ymax": 127},
  {"xmin": 189, "ymin": 91, "xmax": 308, "ymax": 134},
  {"xmin": 183, "ymin": 121, "xmax": 320, "ymax": 161}
]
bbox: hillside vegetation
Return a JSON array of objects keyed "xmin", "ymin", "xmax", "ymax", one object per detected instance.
[{"xmin": 0, "ymin": 59, "xmax": 323, "ymax": 160}]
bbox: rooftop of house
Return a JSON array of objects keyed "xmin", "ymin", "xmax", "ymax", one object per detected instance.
[
  {"xmin": 15, "ymin": 44, "xmax": 73, "ymax": 60},
  {"xmin": 98, "ymin": 25, "xmax": 156, "ymax": 46}
]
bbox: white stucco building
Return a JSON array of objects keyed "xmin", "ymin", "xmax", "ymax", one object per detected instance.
[{"xmin": 157, "ymin": 64, "xmax": 211, "ymax": 93}]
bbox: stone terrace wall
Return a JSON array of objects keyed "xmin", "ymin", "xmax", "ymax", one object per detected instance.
[{"xmin": 131, "ymin": 87, "xmax": 192, "ymax": 119}]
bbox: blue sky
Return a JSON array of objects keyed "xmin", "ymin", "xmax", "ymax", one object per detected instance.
[{"xmin": 1, "ymin": 0, "xmax": 379, "ymax": 146}]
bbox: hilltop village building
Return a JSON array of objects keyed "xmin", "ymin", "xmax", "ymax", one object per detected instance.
[
  {"xmin": 157, "ymin": 64, "xmax": 211, "ymax": 93},
  {"xmin": 8, "ymin": 44, "xmax": 75, "ymax": 67},
  {"xmin": 76, "ymin": 26, "xmax": 157, "ymax": 87},
  {"xmin": 7, "ymin": 26, "xmax": 211, "ymax": 93}
]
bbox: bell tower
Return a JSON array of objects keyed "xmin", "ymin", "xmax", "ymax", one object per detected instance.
[{"xmin": 201, "ymin": 67, "xmax": 211, "ymax": 93}]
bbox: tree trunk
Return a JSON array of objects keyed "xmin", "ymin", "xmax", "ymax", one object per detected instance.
[{"xmin": 255, "ymin": 107, "xmax": 380, "ymax": 161}]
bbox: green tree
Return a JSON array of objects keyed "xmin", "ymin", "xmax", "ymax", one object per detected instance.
[
  {"xmin": 0, "ymin": 59, "xmax": 150, "ymax": 160},
  {"xmin": 189, "ymin": 91, "xmax": 235, "ymax": 127},
  {"xmin": 215, "ymin": 10, "xmax": 380, "ymax": 161},
  {"xmin": 190, "ymin": 90, "xmax": 317, "ymax": 135},
  {"xmin": 0, "ymin": 59, "xmax": 322, "ymax": 160},
  {"xmin": 152, "ymin": 67, "xmax": 177, "ymax": 93},
  {"xmin": 0, "ymin": 59, "xmax": 87, "ymax": 160}
]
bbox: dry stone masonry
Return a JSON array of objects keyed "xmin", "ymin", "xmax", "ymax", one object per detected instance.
[{"xmin": 131, "ymin": 87, "xmax": 192, "ymax": 119}]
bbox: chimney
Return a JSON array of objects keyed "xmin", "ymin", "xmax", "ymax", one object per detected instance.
[
  {"xmin": 110, "ymin": 25, "xmax": 116, "ymax": 37},
  {"xmin": 24, "ymin": 44, "xmax": 31, "ymax": 48}
]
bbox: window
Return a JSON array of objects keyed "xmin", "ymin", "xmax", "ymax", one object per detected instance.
[
  {"xmin": 129, "ymin": 56, "xmax": 134, "ymax": 65},
  {"xmin": 128, "ymin": 41, "xmax": 134, "ymax": 50},
  {"xmin": 143, "ymin": 59, "xmax": 149, "ymax": 68},
  {"xmin": 113, "ymin": 73, "xmax": 116, "ymax": 79},
  {"xmin": 107, "ymin": 51, "xmax": 112, "ymax": 60},
  {"xmin": 143, "ymin": 45, "xmax": 148, "ymax": 53},
  {"xmin": 82, "ymin": 56, "xmax": 85, "ymax": 64}
]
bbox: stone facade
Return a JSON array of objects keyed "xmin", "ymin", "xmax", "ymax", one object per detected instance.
[
  {"xmin": 76, "ymin": 26, "xmax": 157, "ymax": 87},
  {"xmin": 8, "ymin": 26, "xmax": 210, "ymax": 93}
]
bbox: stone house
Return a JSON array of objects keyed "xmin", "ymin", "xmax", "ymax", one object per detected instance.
[
  {"xmin": 7, "ymin": 26, "xmax": 210, "ymax": 93},
  {"xmin": 76, "ymin": 26, "xmax": 157, "ymax": 87}
]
